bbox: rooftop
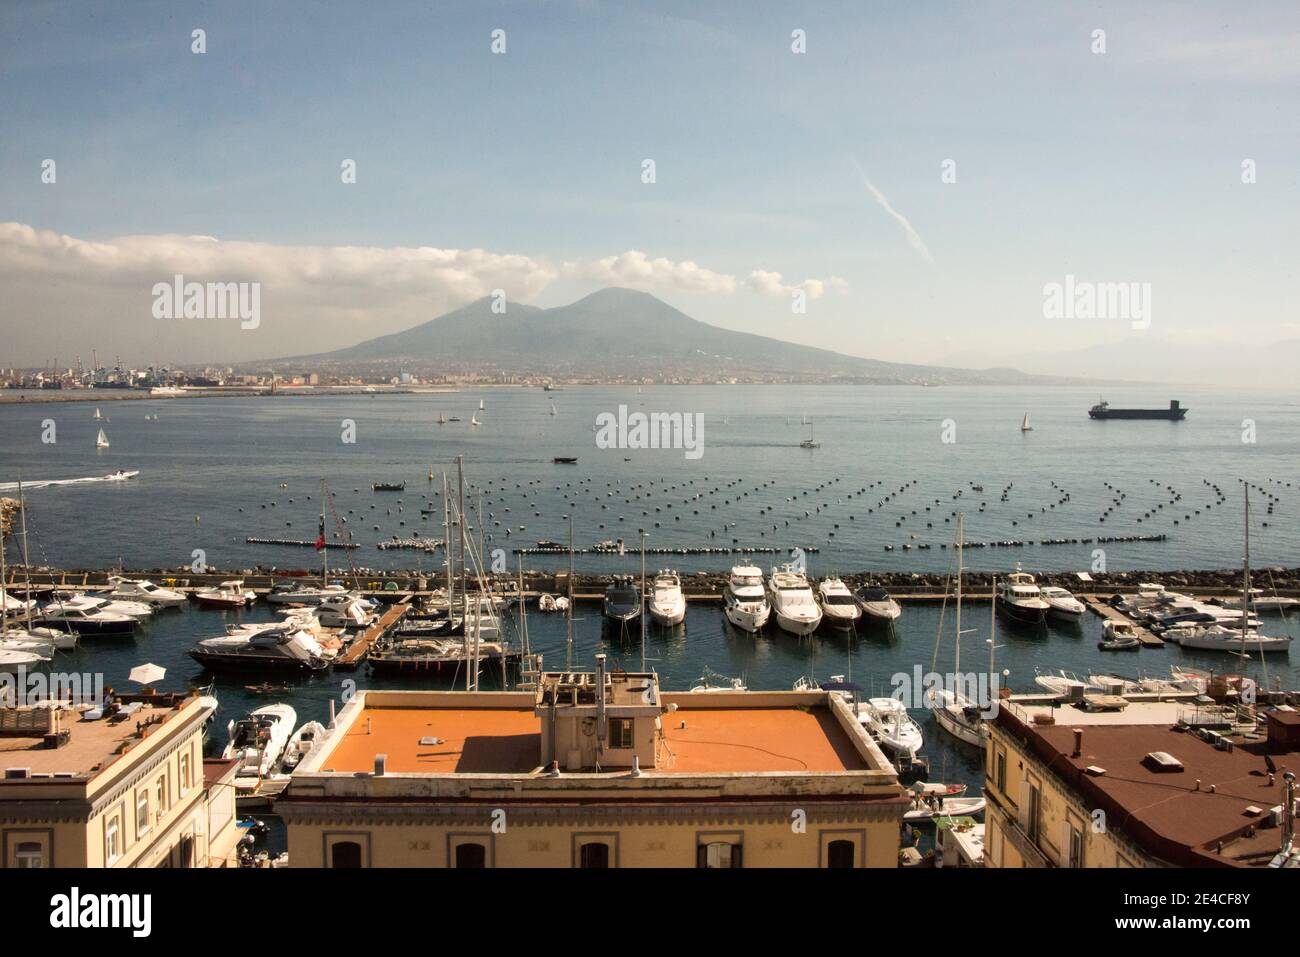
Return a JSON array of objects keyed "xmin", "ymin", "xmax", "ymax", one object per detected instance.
[{"xmin": 997, "ymin": 699, "xmax": 1300, "ymax": 867}]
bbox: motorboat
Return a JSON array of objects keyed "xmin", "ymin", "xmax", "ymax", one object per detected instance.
[
  {"xmin": 689, "ymin": 668, "xmax": 747, "ymax": 692},
  {"xmin": 815, "ymin": 577, "xmax": 861, "ymax": 628},
  {"xmin": 537, "ymin": 593, "xmax": 569, "ymax": 613},
  {"xmin": 266, "ymin": 583, "xmax": 350, "ymax": 605},
  {"xmin": 723, "ymin": 565, "xmax": 770, "ymax": 632},
  {"xmin": 1033, "ymin": 669, "xmax": 1099, "ymax": 696},
  {"xmin": 1098, "ymin": 620, "xmax": 1140, "ymax": 650},
  {"xmin": 279, "ymin": 720, "xmax": 326, "ymax": 773},
  {"xmin": 0, "ymin": 648, "xmax": 48, "ymax": 673},
  {"xmin": 602, "ymin": 577, "xmax": 641, "ymax": 626},
  {"xmin": 0, "ymin": 589, "xmax": 37, "ymax": 615},
  {"xmin": 0, "ymin": 631, "xmax": 60, "ymax": 657},
  {"xmin": 372, "ymin": 482, "xmax": 405, "ymax": 492},
  {"xmin": 0, "ymin": 626, "xmax": 77, "ymax": 650},
  {"xmin": 1167, "ymin": 625, "xmax": 1291, "ymax": 654},
  {"xmin": 47, "ymin": 592, "xmax": 153, "ymax": 620},
  {"xmin": 859, "ymin": 698, "xmax": 923, "ymax": 761},
  {"xmin": 996, "ymin": 566, "xmax": 1049, "ymax": 624},
  {"xmin": 1040, "ymin": 585, "xmax": 1086, "ymax": 621},
  {"xmin": 904, "ymin": 793, "xmax": 986, "ymax": 823},
  {"xmin": 853, "ymin": 584, "xmax": 901, "ymax": 622},
  {"xmin": 222, "ymin": 704, "xmax": 297, "ymax": 788},
  {"xmin": 767, "ymin": 565, "xmax": 822, "ymax": 636},
  {"xmin": 1222, "ymin": 588, "xmax": 1300, "ymax": 613},
  {"xmin": 34, "ymin": 603, "xmax": 136, "ymax": 637},
  {"xmin": 106, "ymin": 576, "xmax": 187, "ymax": 608},
  {"xmin": 312, "ymin": 595, "xmax": 377, "ymax": 629},
  {"xmin": 194, "ymin": 580, "xmax": 257, "ymax": 608},
  {"xmin": 189, "ymin": 625, "xmax": 331, "ymax": 672},
  {"xmin": 647, "ymin": 570, "xmax": 686, "ymax": 626}
]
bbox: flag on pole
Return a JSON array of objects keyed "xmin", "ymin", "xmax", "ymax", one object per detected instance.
[{"xmin": 314, "ymin": 514, "xmax": 326, "ymax": 550}]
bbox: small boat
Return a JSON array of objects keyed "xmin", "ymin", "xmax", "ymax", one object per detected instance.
[
  {"xmin": 689, "ymin": 667, "xmax": 747, "ymax": 692},
  {"xmin": 266, "ymin": 583, "xmax": 350, "ymax": 605},
  {"xmin": 93, "ymin": 407, "xmax": 102, "ymax": 420},
  {"xmin": 1098, "ymin": 620, "xmax": 1141, "ymax": 650},
  {"xmin": 279, "ymin": 720, "xmax": 326, "ymax": 773},
  {"xmin": 0, "ymin": 626, "xmax": 77, "ymax": 651},
  {"xmin": 799, "ymin": 422, "xmax": 820, "ymax": 449},
  {"xmin": 996, "ymin": 565, "xmax": 1049, "ymax": 624},
  {"xmin": 194, "ymin": 580, "xmax": 257, "ymax": 608},
  {"xmin": 549, "ymin": 403, "xmax": 558, "ymax": 416},
  {"xmin": 854, "ymin": 584, "xmax": 901, "ymax": 621},
  {"xmin": 222, "ymin": 704, "xmax": 297, "ymax": 789},
  {"xmin": 478, "ymin": 399, "xmax": 485, "ymax": 411},
  {"xmin": 1020, "ymin": 412, "xmax": 1032, "ymax": 432},
  {"xmin": 96, "ymin": 428, "xmax": 110, "ymax": 449},
  {"xmin": 553, "ymin": 456, "xmax": 578, "ymax": 464},
  {"xmin": 537, "ymin": 594, "xmax": 569, "ymax": 613},
  {"xmin": 34, "ymin": 604, "xmax": 136, "ymax": 637},
  {"xmin": 1033, "ymin": 669, "xmax": 1099, "ymax": 696},
  {"xmin": 647, "ymin": 570, "xmax": 686, "ymax": 626},
  {"xmin": 767, "ymin": 565, "xmax": 822, "ymax": 636},
  {"xmin": 1040, "ymin": 585, "xmax": 1086, "ymax": 620},
  {"xmin": 372, "ymin": 481, "xmax": 406, "ymax": 492},
  {"xmin": 602, "ymin": 577, "xmax": 641, "ymax": 626},
  {"xmin": 859, "ymin": 698, "xmax": 924, "ymax": 761},
  {"xmin": 816, "ymin": 577, "xmax": 861, "ymax": 628},
  {"xmin": 723, "ymin": 565, "xmax": 770, "ymax": 632},
  {"xmin": 470, "ymin": 415, "xmax": 480, "ymax": 427},
  {"xmin": 107, "ymin": 576, "xmax": 187, "ymax": 608},
  {"xmin": 904, "ymin": 794, "xmax": 986, "ymax": 823},
  {"xmin": 436, "ymin": 413, "xmax": 447, "ymax": 425}
]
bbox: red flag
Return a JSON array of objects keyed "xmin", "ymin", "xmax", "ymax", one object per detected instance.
[{"xmin": 315, "ymin": 515, "xmax": 326, "ymax": 550}]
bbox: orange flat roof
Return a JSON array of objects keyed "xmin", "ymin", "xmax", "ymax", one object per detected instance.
[
  {"xmin": 660, "ymin": 707, "xmax": 868, "ymax": 773},
  {"xmin": 323, "ymin": 707, "xmax": 541, "ymax": 774}
]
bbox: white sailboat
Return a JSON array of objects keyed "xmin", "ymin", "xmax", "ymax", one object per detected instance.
[
  {"xmin": 478, "ymin": 399, "xmax": 485, "ymax": 411},
  {"xmin": 95, "ymin": 428, "xmax": 110, "ymax": 449},
  {"xmin": 93, "ymin": 407, "xmax": 102, "ymax": 420},
  {"xmin": 1020, "ymin": 412, "xmax": 1032, "ymax": 432},
  {"xmin": 926, "ymin": 515, "xmax": 986, "ymax": 747},
  {"xmin": 436, "ymin": 412, "xmax": 447, "ymax": 425},
  {"xmin": 799, "ymin": 421, "xmax": 820, "ymax": 449},
  {"xmin": 470, "ymin": 414, "xmax": 480, "ymax": 427},
  {"xmin": 549, "ymin": 403, "xmax": 557, "ymax": 416}
]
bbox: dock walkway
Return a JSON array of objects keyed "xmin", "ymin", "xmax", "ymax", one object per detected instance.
[
  {"xmin": 334, "ymin": 601, "xmax": 410, "ymax": 670},
  {"xmin": 1081, "ymin": 596, "xmax": 1164, "ymax": 647}
]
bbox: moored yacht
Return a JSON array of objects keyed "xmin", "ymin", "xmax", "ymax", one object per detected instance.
[
  {"xmin": 723, "ymin": 565, "xmax": 770, "ymax": 632},
  {"xmin": 853, "ymin": 584, "xmax": 901, "ymax": 621},
  {"xmin": 602, "ymin": 577, "xmax": 641, "ymax": 626},
  {"xmin": 47, "ymin": 592, "xmax": 154, "ymax": 621},
  {"xmin": 223, "ymin": 704, "xmax": 297, "ymax": 789},
  {"xmin": 647, "ymin": 570, "xmax": 686, "ymax": 626},
  {"xmin": 189, "ymin": 625, "xmax": 331, "ymax": 672},
  {"xmin": 815, "ymin": 577, "xmax": 861, "ymax": 628},
  {"xmin": 106, "ymin": 576, "xmax": 187, "ymax": 608},
  {"xmin": 194, "ymin": 580, "xmax": 257, "ymax": 608},
  {"xmin": 266, "ymin": 583, "xmax": 350, "ymax": 605},
  {"xmin": 996, "ymin": 566, "xmax": 1050, "ymax": 624},
  {"xmin": 34, "ymin": 603, "xmax": 136, "ymax": 637},
  {"xmin": 1167, "ymin": 625, "xmax": 1291, "ymax": 654},
  {"xmin": 1039, "ymin": 585, "xmax": 1085, "ymax": 621},
  {"xmin": 859, "ymin": 698, "xmax": 924, "ymax": 762},
  {"xmin": 0, "ymin": 648, "xmax": 48, "ymax": 673},
  {"xmin": 767, "ymin": 565, "xmax": 822, "ymax": 636}
]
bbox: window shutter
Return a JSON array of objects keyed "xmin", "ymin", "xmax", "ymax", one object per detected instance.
[
  {"xmin": 696, "ymin": 844, "xmax": 708, "ymax": 868},
  {"xmin": 1018, "ymin": 782, "xmax": 1031, "ymax": 830},
  {"xmin": 731, "ymin": 844, "xmax": 743, "ymax": 869}
]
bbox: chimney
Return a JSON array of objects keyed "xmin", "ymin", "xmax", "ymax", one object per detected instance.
[
  {"xmin": 630, "ymin": 755, "xmax": 641, "ymax": 777},
  {"xmin": 1072, "ymin": 728, "xmax": 1083, "ymax": 758},
  {"xmin": 328, "ymin": 699, "xmax": 336, "ymax": 729},
  {"xmin": 374, "ymin": 753, "xmax": 386, "ymax": 776}
]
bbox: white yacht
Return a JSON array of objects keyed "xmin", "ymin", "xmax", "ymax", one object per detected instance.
[
  {"xmin": 815, "ymin": 577, "xmax": 861, "ymax": 628},
  {"xmin": 996, "ymin": 566, "xmax": 1050, "ymax": 624},
  {"xmin": 35, "ymin": 604, "xmax": 137, "ymax": 637},
  {"xmin": 1039, "ymin": 585, "xmax": 1086, "ymax": 620},
  {"xmin": 1167, "ymin": 625, "xmax": 1291, "ymax": 654},
  {"xmin": 0, "ymin": 589, "xmax": 37, "ymax": 615},
  {"xmin": 0, "ymin": 633, "xmax": 59, "ymax": 657},
  {"xmin": 647, "ymin": 570, "xmax": 686, "ymax": 626},
  {"xmin": 279, "ymin": 720, "xmax": 327, "ymax": 773},
  {"xmin": 0, "ymin": 648, "xmax": 48, "ymax": 673},
  {"xmin": 266, "ymin": 583, "xmax": 350, "ymax": 606},
  {"xmin": 853, "ymin": 584, "xmax": 901, "ymax": 621},
  {"xmin": 689, "ymin": 668, "xmax": 747, "ymax": 692},
  {"xmin": 223, "ymin": 704, "xmax": 298, "ymax": 789},
  {"xmin": 313, "ymin": 595, "xmax": 376, "ymax": 629},
  {"xmin": 860, "ymin": 698, "xmax": 924, "ymax": 762},
  {"xmin": 1223, "ymin": 588, "xmax": 1300, "ymax": 613},
  {"xmin": 194, "ymin": 580, "xmax": 257, "ymax": 608},
  {"xmin": 723, "ymin": 565, "xmax": 770, "ymax": 632},
  {"xmin": 106, "ymin": 577, "xmax": 187, "ymax": 608},
  {"xmin": 0, "ymin": 626, "xmax": 77, "ymax": 651},
  {"xmin": 1033, "ymin": 669, "xmax": 1099, "ymax": 696},
  {"xmin": 767, "ymin": 565, "xmax": 822, "ymax": 636},
  {"xmin": 191, "ymin": 626, "xmax": 331, "ymax": 672},
  {"xmin": 46, "ymin": 592, "xmax": 153, "ymax": 620}
]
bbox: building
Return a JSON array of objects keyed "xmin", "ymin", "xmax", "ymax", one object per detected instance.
[
  {"xmin": 984, "ymin": 693, "xmax": 1300, "ymax": 868},
  {"xmin": 280, "ymin": 655, "xmax": 906, "ymax": 867},
  {"xmin": 0, "ymin": 691, "xmax": 241, "ymax": 868}
]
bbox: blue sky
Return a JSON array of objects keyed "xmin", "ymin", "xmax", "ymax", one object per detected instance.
[{"xmin": 1, "ymin": 1, "xmax": 1297, "ymax": 371}]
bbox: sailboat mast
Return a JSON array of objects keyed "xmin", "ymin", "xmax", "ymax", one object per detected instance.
[
  {"xmin": 989, "ymin": 575, "xmax": 997, "ymax": 678},
  {"xmin": 457, "ymin": 455, "xmax": 468, "ymax": 624},
  {"xmin": 320, "ymin": 479, "xmax": 328, "ymax": 586},
  {"xmin": 640, "ymin": 531, "xmax": 647, "ymax": 671},
  {"xmin": 0, "ymin": 498, "xmax": 7, "ymax": 634},
  {"xmin": 19, "ymin": 479, "xmax": 34, "ymax": 629},
  {"xmin": 954, "ymin": 513, "xmax": 963, "ymax": 676},
  {"xmin": 1242, "ymin": 485, "xmax": 1250, "ymax": 655},
  {"xmin": 442, "ymin": 473, "xmax": 453, "ymax": 607},
  {"xmin": 566, "ymin": 513, "xmax": 574, "ymax": 670}
]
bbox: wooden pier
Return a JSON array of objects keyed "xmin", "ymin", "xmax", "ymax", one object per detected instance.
[
  {"xmin": 1081, "ymin": 596, "xmax": 1164, "ymax": 647},
  {"xmin": 334, "ymin": 601, "xmax": 411, "ymax": 670}
]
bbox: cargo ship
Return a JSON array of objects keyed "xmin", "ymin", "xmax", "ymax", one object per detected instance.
[{"xmin": 1088, "ymin": 399, "xmax": 1187, "ymax": 420}]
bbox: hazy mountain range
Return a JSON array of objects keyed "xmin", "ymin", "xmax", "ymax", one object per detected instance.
[{"xmin": 278, "ymin": 288, "xmax": 1096, "ymax": 385}]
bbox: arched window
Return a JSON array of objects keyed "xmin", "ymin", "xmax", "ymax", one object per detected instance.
[
  {"xmin": 579, "ymin": 842, "xmax": 610, "ymax": 868},
  {"xmin": 454, "ymin": 843, "xmax": 487, "ymax": 868},
  {"xmin": 330, "ymin": 841, "xmax": 363, "ymax": 868},
  {"xmin": 826, "ymin": 839, "xmax": 856, "ymax": 868}
]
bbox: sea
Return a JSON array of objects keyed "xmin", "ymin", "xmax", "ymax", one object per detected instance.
[{"xmin": 2, "ymin": 383, "xmax": 1298, "ymax": 841}]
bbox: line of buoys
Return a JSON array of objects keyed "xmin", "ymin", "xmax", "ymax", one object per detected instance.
[
  {"xmin": 245, "ymin": 537, "xmax": 360, "ymax": 549},
  {"xmin": 884, "ymin": 533, "xmax": 1167, "ymax": 551},
  {"xmin": 514, "ymin": 544, "xmax": 820, "ymax": 556},
  {"xmin": 376, "ymin": 537, "xmax": 446, "ymax": 552}
]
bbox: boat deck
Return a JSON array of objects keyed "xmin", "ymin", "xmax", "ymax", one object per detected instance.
[
  {"xmin": 333, "ymin": 601, "xmax": 411, "ymax": 669},
  {"xmin": 1081, "ymin": 596, "xmax": 1164, "ymax": 647}
]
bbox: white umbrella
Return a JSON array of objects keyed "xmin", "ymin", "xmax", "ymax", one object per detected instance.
[{"xmin": 128, "ymin": 663, "xmax": 166, "ymax": 687}]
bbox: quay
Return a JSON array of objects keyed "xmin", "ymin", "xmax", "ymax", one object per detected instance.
[
  {"xmin": 1080, "ymin": 596, "xmax": 1165, "ymax": 647},
  {"xmin": 334, "ymin": 600, "xmax": 411, "ymax": 670}
]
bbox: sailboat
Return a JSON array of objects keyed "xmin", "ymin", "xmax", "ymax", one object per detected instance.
[
  {"xmin": 93, "ymin": 407, "xmax": 102, "ymax": 420},
  {"xmin": 1020, "ymin": 413, "xmax": 1032, "ymax": 432},
  {"xmin": 926, "ymin": 515, "xmax": 986, "ymax": 747},
  {"xmin": 478, "ymin": 399, "xmax": 485, "ymax": 411},
  {"xmin": 549, "ymin": 403, "xmax": 557, "ymax": 416},
  {"xmin": 799, "ymin": 421, "xmax": 820, "ymax": 449},
  {"xmin": 436, "ymin": 412, "xmax": 447, "ymax": 425},
  {"xmin": 95, "ymin": 428, "xmax": 110, "ymax": 449},
  {"xmin": 470, "ymin": 414, "xmax": 480, "ymax": 428}
]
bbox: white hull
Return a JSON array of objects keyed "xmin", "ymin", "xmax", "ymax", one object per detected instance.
[
  {"xmin": 1173, "ymin": 631, "xmax": 1291, "ymax": 653},
  {"xmin": 648, "ymin": 602, "xmax": 686, "ymax": 626},
  {"xmin": 858, "ymin": 600, "xmax": 901, "ymax": 621},
  {"xmin": 927, "ymin": 689, "xmax": 984, "ymax": 747},
  {"xmin": 724, "ymin": 598, "xmax": 769, "ymax": 632},
  {"xmin": 774, "ymin": 609, "xmax": 821, "ymax": 636}
]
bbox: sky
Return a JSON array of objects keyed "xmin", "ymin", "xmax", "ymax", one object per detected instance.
[{"xmin": 0, "ymin": 1, "xmax": 1297, "ymax": 378}]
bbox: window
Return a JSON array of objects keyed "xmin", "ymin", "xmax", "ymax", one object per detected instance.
[
  {"xmin": 608, "ymin": 718, "xmax": 634, "ymax": 749},
  {"xmin": 579, "ymin": 842, "xmax": 610, "ymax": 868},
  {"xmin": 1025, "ymin": 783, "xmax": 1041, "ymax": 842},
  {"xmin": 180, "ymin": 752, "xmax": 192, "ymax": 793},
  {"xmin": 330, "ymin": 841, "xmax": 363, "ymax": 868},
  {"xmin": 454, "ymin": 843, "xmax": 487, "ymax": 868},
  {"xmin": 105, "ymin": 816, "xmax": 121, "ymax": 864},
  {"xmin": 1067, "ymin": 822, "xmax": 1085, "ymax": 868},
  {"xmin": 156, "ymin": 775, "xmax": 168, "ymax": 816},
  {"xmin": 697, "ymin": 842, "xmax": 742, "ymax": 868},
  {"xmin": 826, "ymin": 840, "xmax": 856, "ymax": 868},
  {"xmin": 995, "ymin": 749, "xmax": 1006, "ymax": 794},
  {"xmin": 14, "ymin": 841, "xmax": 44, "ymax": 868},
  {"xmin": 136, "ymin": 792, "xmax": 151, "ymax": 837}
]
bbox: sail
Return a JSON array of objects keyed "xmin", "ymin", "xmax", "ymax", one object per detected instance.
[
  {"xmin": 96, "ymin": 429, "xmax": 109, "ymax": 448},
  {"xmin": 1021, "ymin": 413, "xmax": 1031, "ymax": 431}
]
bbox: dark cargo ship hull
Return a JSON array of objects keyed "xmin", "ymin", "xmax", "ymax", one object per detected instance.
[{"xmin": 1088, "ymin": 408, "xmax": 1188, "ymax": 420}]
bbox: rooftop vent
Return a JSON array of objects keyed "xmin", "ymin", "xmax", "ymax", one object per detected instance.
[
  {"xmin": 3, "ymin": 768, "xmax": 31, "ymax": 779},
  {"xmin": 1143, "ymin": 751, "xmax": 1184, "ymax": 773},
  {"xmin": 1084, "ymin": 765, "xmax": 1107, "ymax": 776},
  {"xmin": 374, "ymin": 753, "xmax": 386, "ymax": 776}
]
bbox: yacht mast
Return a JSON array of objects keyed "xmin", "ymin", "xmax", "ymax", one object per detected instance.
[
  {"xmin": 320, "ymin": 479, "xmax": 328, "ymax": 587},
  {"xmin": 457, "ymin": 455, "xmax": 468, "ymax": 626},
  {"xmin": 640, "ymin": 531, "xmax": 647, "ymax": 671},
  {"xmin": 566, "ymin": 513, "xmax": 574, "ymax": 669},
  {"xmin": 442, "ymin": 473, "xmax": 453, "ymax": 608},
  {"xmin": 954, "ymin": 513, "xmax": 963, "ymax": 676},
  {"xmin": 1242, "ymin": 485, "xmax": 1250, "ymax": 658}
]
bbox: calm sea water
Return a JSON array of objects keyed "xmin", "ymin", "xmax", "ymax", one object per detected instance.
[{"xmin": 2, "ymin": 384, "xmax": 1298, "ymax": 806}]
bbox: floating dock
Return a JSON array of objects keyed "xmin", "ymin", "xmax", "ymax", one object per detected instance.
[
  {"xmin": 334, "ymin": 601, "xmax": 411, "ymax": 670},
  {"xmin": 1080, "ymin": 596, "xmax": 1164, "ymax": 647}
]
